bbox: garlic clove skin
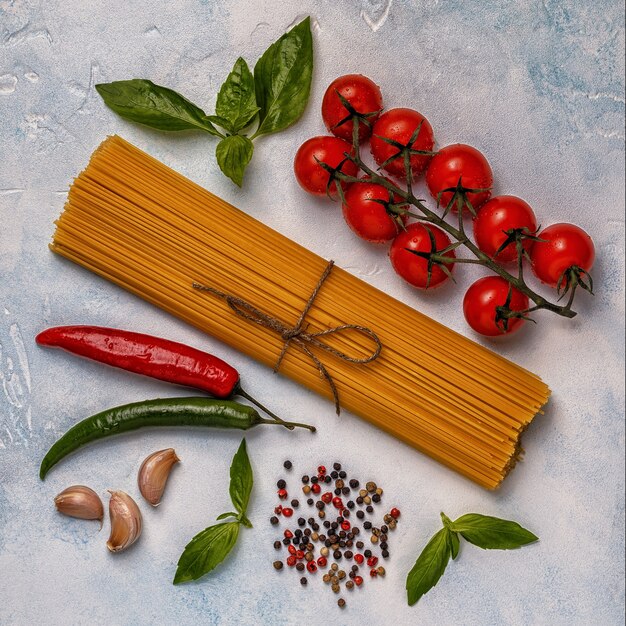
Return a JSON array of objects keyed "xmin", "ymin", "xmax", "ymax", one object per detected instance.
[
  {"xmin": 106, "ymin": 490, "xmax": 142, "ymax": 553},
  {"xmin": 138, "ymin": 448, "xmax": 180, "ymax": 506},
  {"xmin": 54, "ymin": 485, "xmax": 104, "ymax": 523}
]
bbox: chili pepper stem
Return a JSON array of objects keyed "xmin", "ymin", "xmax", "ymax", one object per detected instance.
[
  {"xmin": 257, "ymin": 416, "xmax": 317, "ymax": 432},
  {"xmin": 237, "ymin": 387, "xmax": 302, "ymax": 431}
]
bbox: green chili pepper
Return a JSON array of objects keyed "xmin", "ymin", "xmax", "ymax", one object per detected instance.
[{"xmin": 39, "ymin": 397, "xmax": 315, "ymax": 479}]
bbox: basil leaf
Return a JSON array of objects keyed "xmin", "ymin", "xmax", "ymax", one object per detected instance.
[
  {"xmin": 215, "ymin": 57, "xmax": 259, "ymax": 133},
  {"xmin": 215, "ymin": 135, "xmax": 254, "ymax": 187},
  {"xmin": 173, "ymin": 521, "xmax": 240, "ymax": 584},
  {"xmin": 95, "ymin": 79, "xmax": 221, "ymax": 136},
  {"xmin": 449, "ymin": 513, "xmax": 539, "ymax": 550},
  {"xmin": 216, "ymin": 511, "xmax": 238, "ymax": 521},
  {"xmin": 447, "ymin": 529, "xmax": 460, "ymax": 560},
  {"xmin": 253, "ymin": 17, "xmax": 313, "ymax": 137},
  {"xmin": 228, "ymin": 438, "xmax": 253, "ymax": 516},
  {"xmin": 406, "ymin": 527, "xmax": 451, "ymax": 606}
]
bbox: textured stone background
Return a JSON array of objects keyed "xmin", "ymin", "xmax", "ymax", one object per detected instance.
[{"xmin": 0, "ymin": 1, "xmax": 624, "ymax": 624}]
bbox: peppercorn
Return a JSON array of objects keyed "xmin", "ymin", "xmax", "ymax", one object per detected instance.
[
  {"xmin": 297, "ymin": 517, "xmax": 305, "ymax": 527},
  {"xmin": 363, "ymin": 521, "xmax": 372, "ymax": 530},
  {"xmin": 283, "ymin": 460, "xmax": 292, "ymax": 470},
  {"xmin": 366, "ymin": 505, "xmax": 374, "ymax": 513},
  {"xmin": 284, "ymin": 529, "xmax": 293, "ymax": 539},
  {"xmin": 323, "ymin": 573, "xmax": 331, "ymax": 583},
  {"xmin": 307, "ymin": 542, "xmax": 314, "ymax": 551},
  {"xmin": 337, "ymin": 570, "xmax": 346, "ymax": 580},
  {"xmin": 300, "ymin": 577, "xmax": 307, "ymax": 586},
  {"xmin": 277, "ymin": 479, "xmax": 286, "ymax": 489},
  {"xmin": 316, "ymin": 501, "xmax": 325, "ymax": 510},
  {"xmin": 331, "ymin": 583, "xmax": 340, "ymax": 593},
  {"xmin": 332, "ymin": 497, "xmax": 343, "ymax": 509},
  {"xmin": 296, "ymin": 549, "xmax": 305, "ymax": 559},
  {"xmin": 270, "ymin": 516, "xmax": 279, "ymax": 525},
  {"xmin": 305, "ymin": 551, "xmax": 314, "ymax": 562},
  {"xmin": 346, "ymin": 500, "xmax": 355, "ymax": 510},
  {"xmin": 296, "ymin": 562, "xmax": 305, "ymax": 572},
  {"xmin": 372, "ymin": 528, "xmax": 380, "ymax": 537},
  {"xmin": 336, "ymin": 479, "xmax": 344, "ymax": 489},
  {"xmin": 356, "ymin": 541, "xmax": 364, "ymax": 549},
  {"xmin": 311, "ymin": 476, "xmax": 318, "ymax": 484},
  {"xmin": 367, "ymin": 556, "xmax": 378, "ymax": 567},
  {"xmin": 344, "ymin": 550, "xmax": 353, "ymax": 560},
  {"xmin": 324, "ymin": 475, "xmax": 332, "ymax": 484},
  {"xmin": 307, "ymin": 561, "xmax": 317, "ymax": 573},
  {"xmin": 333, "ymin": 462, "xmax": 342, "ymax": 471},
  {"xmin": 359, "ymin": 489, "xmax": 367, "ymax": 498},
  {"xmin": 339, "ymin": 471, "xmax": 347, "ymax": 479},
  {"xmin": 380, "ymin": 542, "xmax": 388, "ymax": 550},
  {"xmin": 372, "ymin": 494, "xmax": 381, "ymax": 503},
  {"xmin": 354, "ymin": 554, "xmax": 364, "ymax": 564},
  {"xmin": 331, "ymin": 563, "xmax": 338, "ymax": 572},
  {"xmin": 291, "ymin": 499, "xmax": 300, "ymax": 508},
  {"xmin": 377, "ymin": 566, "xmax": 386, "ymax": 577},
  {"xmin": 318, "ymin": 510, "xmax": 326, "ymax": 519},
  {"xmin": 304, "ymin": 528, "xmax": 312, "ymax": 537},
  {"xmin": 338, "ymin": 530, "xmax": 346, "ymax": 538},
  {"xmin": 273, "ymin": 560, "xmax": 283, "ymax": 570},
  {"xmin": 321, "ymin": 547, "xmax": 329, "ymax": 557},
  {"xmin": 341, "ymin": 521, "xmax": 351, "ymax": 531},
  {"xmin": 384, "ymin": 514, "xmax": 393, "ymax": 524},
  {"xmin": 334, "ymin": 488, "xmax": 341, "ymax": 496},
  {"xmin": 312, "ymin": 532, "xmax": 319, "ymax": 541},
  {"xmin": 345, "ymin": 580, "xmax": 354, "ymax": 590},
  {"xmin": 302, "ymin": 475, "xmax": 310, "ymax": 484},
  {"xmin": 311, "ymin": 483, "xmax": 321, "ymax": 494},
  {"xmin": 370, "ymin": 568, "xmax": 378, "ymax": 578},
  {"xmin": 390, "ymin": 507, "xmax": 400, "ymax": 519},
  {"xmin": 346, "ymin": 540, "xmax": 354, "ymax": 548},
  {"xmin": 302, "ymin": 485, "xmax": 311, "ymax": 495},
  {"xmin": 364, "ymin": 549, "xmax": 372, "ymax": 558},
  {"xmin": 294, "ymin": 528, "xmax": 302, "ymax": 537},
  {"xmin": 388, "ymin": 519, "xmax": 397, "ymax": 530},
  {"xmin": 366, "ymin": 481, "xmax": 376, "ymax": 493},
  {"xmin": 375, "ymin": 487, "xmax": 383, "ymax": 496},
  {"xmin": 382, "ymin": 549, "xmax": 389, "ymax": 558},
  {"xmin": 371, "ymin": 535, "xmax": 379, "ymax": 544},
  {"xmin": 318, "ymin": 465, "xmax": 326, "ymax": 475},
  {"xmin": 342, "ymin": 487, "xmax": 350, "ymax": 496},
  {"xmin": 338, "ymin": 598, "xmax": 346, "ymax": 608},
  {"xmin": 356, "ymin": 510, "xmax": 365, "ymax": 520},
  {"xmin": 363, "ymin": 496, "xmax": 372, "ymax": 505},
  {"xmin": 273, "ymin": 540, "xmax": 282, "ymax": 550},
  {"xmin": 331, "ymin": 471, "xmax": 339, "ymax": 479},
  {"xmin": 282, "ymin": 508, "xmax": 293, "ymax": 517},
  {"xmin": 283, "ymin": 538, "xmax": 291, "ymax": 546},
  {"xmin": 323, "ymin": 521, "xmax": 331, "ymax": 528},
  {"xmin": 318, "ymin": 533, "xmax": 326, "ymax": 541},
  {"xmin": 380, "ymin": 533, "xmax": 388, "ymax": 542},
  {"xmin": 333, "ymin": 550, "xmax": 342, "ymax": 560},
  {"xmin": 317, "ymin": 556, "xmax": 327, "ymax": 567},
  {"xmin": 356, "ymin": 497, "xmax": 363, "ymax": 505},
  {"xmin": 349, "ymin": 479, "xmax": 359, "ymax": 489},
  {"xmin": 307, "ymin": 498, "xmax": 314, "ymax": 506},
  {"xmin": 381, "ymin": 524, "xmax": 388, "ymax": 533},
  {"xmin": 352, "ymin": 527, "xmax": 360, "ymax": 536},
  {"xmin": 354, "ymin": 576, "xmax": 363, "ymax": 586}
]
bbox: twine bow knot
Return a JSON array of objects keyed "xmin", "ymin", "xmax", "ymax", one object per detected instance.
[{"xmin": 193, "ymin": 261, "xmax": 382, "ymax": 414}]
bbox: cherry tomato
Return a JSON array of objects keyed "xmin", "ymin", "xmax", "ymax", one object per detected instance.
[
  {"xmin": 473, "ymin": 196, "xmax": 538, "ymax": 263},
  {"xmin": 342, "ymin": 178, "xmax": 407, "ymax": 243},
  {"xmin": 426, "ymin": 144, "xmax": 493, "ymax": 211},
  {"xmin": 322, "ymin": 74, "xmax": 383, "ymax": 143},
  {"xmin": 370, "ymin": 108, "xmax": 435, "ymax": 180},
  {"xmin": 293, "ymin": 136, "xmax": 359, "ymax": 199},
  {"xmin": 389, "ymin": 223, "xmax": 455, "ymax": 289},
  {"xmin": 529, "ymin": 223, "xmax": 595, "ymax": 288},
  {"xmin": 463, "ymin": 276, "xmax": 529, "ymax": 336}
]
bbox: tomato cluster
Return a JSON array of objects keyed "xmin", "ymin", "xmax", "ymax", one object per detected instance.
[{"xmin": 293, "ymin": 74, "xmax": 595, "ymax": 337}]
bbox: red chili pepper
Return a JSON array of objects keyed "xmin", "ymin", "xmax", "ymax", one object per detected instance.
[{"xmin": 35, "ymin": 326, "xmax": 314, "ymax": 432}]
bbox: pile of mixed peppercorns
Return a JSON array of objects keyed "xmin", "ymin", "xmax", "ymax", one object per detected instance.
[{"xmin": 270, "ymin": 460, "xmax": 401, "ymax": 608}]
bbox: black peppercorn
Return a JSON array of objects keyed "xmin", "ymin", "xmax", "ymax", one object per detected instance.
[
  {"xmin": 356, "ymin": 541, "xmax": 364, "ymax": 549},
  {"xmin": 291, "ymin": 499, "xmax": 300, "ymax": 508},
  {"xmin": 333, "ymin": 550, "xmax": 342, "ymax": 559},
  {"xmin": 356, "ymin": 510, "xmax": 365, "ymax": 519},
  {"xmin": 300, "ymin": 577, "xmax": 307, "ymax": 586},
  {"xmin": 308, "ymin": 517, "xmax": 315, "ymax": 525},
  {"xmin": 274, "ymin": 540, "xmax": 282, "ymax": 550},
  {"xmin": 382, "ymin": 549, "xmax": 389, "ymax": 558},
  {"xmin": 339, "ymin": 530, "xmax": 346, "ymax": 538},
  {"xmin": 363, "ymin": 521, "xmax": 372, "ymax": 530},
  {"xmin": 304, "ymin": 528, "xmax": 312, "ymax": 536},
  {"xmin": 356, "ymin": 497, "xmax": 363, "ymax": 505},
  {"xmin": 334, "ymin": 488, "xmax": 341, "ymax": 496},
  {"xmin": 333, "ymin": 462, "xmax": 342, "ymax": 471},
  {"xmin": 312, "ymin": 523, "xmax": 320, "ymax": 531},
  {"xmin": 325, "ymin": 475, "xmax": 332, "ymax": 484},
  {"xmin": 316, "ymin": 501, "xmax": 325, "ymax": 510},
  {"xmin": 302, "ymin": 475, "xmax": 310, "ymax": 484},
  {"xmin": 344, "ymin": 550, "xmax": 353, "ymax": 559},
  {"xmin": 366, "ymin": 505, "xmax": 374, "ymax": 513},
  {"xmin": 323, "ymin": 521, "xmax": 331, "ymax": 528},
  {"xmin": 342, "ymin": 487, "xmax": 350, "ymax": 495},
  {"xmin": 294, "ymin": 529, "xmax": 302, "ymax": 537},
  {"xmin": 372, "ymin": 494, "xmax": 381, "ymax": 503},
  {"xmin": 381, "ymin": 525, "xmax": 388, "ymax": 533},
  {"xmin": 352, "ymin": 527, "xmax": 360, "ymax": 536},
  {"xmin": 273, "ymin": 560, "xmax": 283, "ymax": 570},
  {"xmin": 283, "ymin": 460, "xmax": 292, "ymax": 470},
  {"xmin": 307, "ymin": 498, "xmax": 314, "ymax": 506},
  {"xmin": 283, "ymin": 538, "xmax": 291, "ymax": 546},
  {"xmin": 277, "ymin": 479, "xmax": 286, "ymax": 489},
  {"xmin": 343, "ymin": 510, "xmax": 350, "ymax": 519},
  {"xmin": 296, "ymin": 562, "xmax": 305, "ymax": 572},
  {"xmin": 349, "ymin": 479, "xmax": 359, "ymax": 489},
  {"xmin": 298, "ymin": 517, "xmax": 306, "ymax": 527},
  {"xmin": 331, "ymin": 471, "xmax": 339, "ymax": 479},
  {"xmin": 319, "ymin": 534, "xmax": 326, "ymax": 542},
  {"xmin": 311, "ymin": 476, "xmax": 318, "ymax": 484},
  {"xmin": 364, "ymin": 549, "xmax": 372, "ymax": 558},
  {"xmin": 347, "ymin": 500, "xmax": 355, "ymax": 509},
  {"xmin": 331, "ymin": 522, "xmax": 338, "ymax": 529},
  {"xmin": 339, "ymin": 471, "xmax": 347, "ymax": 479},
  {"xmin": 338, "ymin": 598, "xmax": 346, "ymax": 608},
  {"xmin": 270, "ymin": 516, "xmax": 279, "ymax": 525},
  {"xmin": 380, "ymin": 542, "xmax": 388, "ymax": 550}
]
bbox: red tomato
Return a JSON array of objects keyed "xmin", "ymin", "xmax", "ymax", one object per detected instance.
[
  {"xmin": 389, "ymin": 223, "xmax": 455, "ymax": 289},
  {"xmin": 370, "ymin": 108, "xmax": 435, "ymax": 180},
  {"xmin": 463, "ymin": 276, "xmax": 529, "ymax": 336},
  {"xmin": 342, "ymin": 178, "xmax": 407, "ymax": 243},
  {"xmin": 293, "ymin": 136, "xmax": 359, "ymax": 199},
  {"xmin": 529, "ymin": 223, "xmax": 595, "ymax": 288},
  {"xmin": 426, "ymin": 144, "xmax": 493, "ymax": 211},
  {"xmin": 322, "ymin": 74, "xmax": 383, "ymax": 142},
  {"xmin": 473, "ymin": 196, "xmax": 538, "ymax": 263}
]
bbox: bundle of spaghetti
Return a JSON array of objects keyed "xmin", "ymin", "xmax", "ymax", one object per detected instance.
[{"xmin": 50, "ymin": 136, "xmax": 550, "ymax": 489}]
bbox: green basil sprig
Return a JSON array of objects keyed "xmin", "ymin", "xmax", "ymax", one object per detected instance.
[
  {"xmin": 406, "ymin": 512, "xmax": 538, "ymax": 606},
  {"xmin": 95, "ymin": 17, "xmax": 313, "ymax": 187},
  {"xmin": 173, "ymin": 438, "xmax": 253, "ymax": 584}
]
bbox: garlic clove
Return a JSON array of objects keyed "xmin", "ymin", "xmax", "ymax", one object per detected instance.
[
  {"xmin": 106, "ymin": 490, "xmax": 142, "ymax": 552},
  {"xmin": 54, "ymin": 485, "xmax": 104, "ymax": 523},
  {"xmin": 138, "ymin": 448, "xmax": 180, "ymax": 506}
]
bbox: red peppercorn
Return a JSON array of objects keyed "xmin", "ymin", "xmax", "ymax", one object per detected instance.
[
  {"xmin": 307, "ymin": 561, "xmax": 318, "ymax": 573},
  {"xmin": 367, "ymin": 556, "xmax": 378, "ymax": 567},
  {"xmin": 354, "ymin": 576, "xmax": 364, "ymax": 586},
  {"xmin": 296, "ymin": 550, "xmax": 305, "ymax": 560},
  {"xmin": 321, "ymin": 492, "xmax": 333, "ymax": 504},
  {"xmin": 278, "ymin": 488, "xmax": 288, "ymax": 500},
  {"xmin": 274, "ymin": 505, "xmax": 282, "ymax": 515},
  {"xmin": 311, "ymin": 483, "xmax": 321, "ymax": 494},
  {"xmin": 318, "ymin": 465, "xmax": 326, "ymax": 475},
  {"xmin": 317, "ymin": 556, "xmax": 327, "ymax": 567},
  {"xmin": 332, "ymin": 497, "xmax": 343, "ymax": 509},
  {"xmin": 288, "ymin": 544, "xmax": 296, "ymax": 555},
  {"xmin": 354, "ymin": 554, "xmax": 364, "ymax": 564},
  {"xmin": 390, "ymin": 507, "xmax": 400, "ymax": 519},
  {"xmin": 282, "ymin": 507, "xmax": 294, "ymax": 517},
  {"xmin": 284, "ymin": 529, "xmax": 293, "ymax": 539},
  {"xmin": 370, "ymin": 568, "xmax": 378, "ymax": 577},
  {"xmin": 341, "ymin": 521, "xmax": 351, "ymax": 531},
  {"xmin": 287, "ymin": 555, "xmax": 297, "ymax": 567}
]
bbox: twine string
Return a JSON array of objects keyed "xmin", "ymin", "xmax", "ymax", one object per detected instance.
[{"xmin": 193, "ymin": 260, "xmax": 382, "ymax": 414}]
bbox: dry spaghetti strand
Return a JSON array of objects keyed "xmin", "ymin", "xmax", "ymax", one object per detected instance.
[{"xmin": 50, "ymin": 135, "xmax": 550, "ymax": 490}]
